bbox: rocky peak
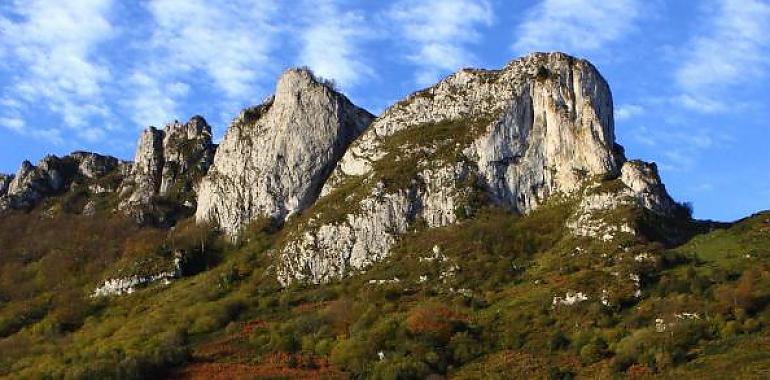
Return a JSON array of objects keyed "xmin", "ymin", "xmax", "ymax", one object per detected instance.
[
  {"xmin": 158, "ymin": 116, "xmax": 215, "ymax": 197},
  {"xmin": 119, "ymin": 116, "xmax": 216, "ymax": 225},
  {"xmin": 0, "ymin": 152, "xmax": 126, "ymax": 213},
  {"xmin": 277, "ymin": 52, "xmax": 678, "ymax": 285},
  {"xmin": 2, "ymin": 157, "xmax": 69, "ymax": 211},
  {"xmin": 620, "ymin": 160, "xmax": 677, "ymax": 215},
  {"xmin": 195, "ymin": 67, "xmax": 374, "ymax": 237}
]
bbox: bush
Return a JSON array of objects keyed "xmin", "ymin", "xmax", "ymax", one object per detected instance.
[
  {"xmin": 450, "ymin": 331, "xmax": 482, "ymax": 364},
  {"xmin": 579, "ymin": 337, "xmax": 608, "ymax": 364},
  {"xmin": 549, "ymin": 330, "xmax": 570, "ymax": 352},
  {"xmin": 406, "ymin": 304, "xmax": 466, "ymax": 344},
  {"xmin": 371, "ymin": 356, "xmax": 432, "ymax": 380}
]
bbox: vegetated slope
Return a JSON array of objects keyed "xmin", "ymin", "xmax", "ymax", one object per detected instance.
[
  {"xmin": 0, "ymin": 52, "xmax": 769, "ymax": 379},
  {"xmin": 2, "ymin": 200, "xmax": 768, "ymax": 379}
]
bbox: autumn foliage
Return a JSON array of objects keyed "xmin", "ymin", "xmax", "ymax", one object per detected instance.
[{"xmin": 406, "ymin": 303, "xmax": 467, "ymax": 342}]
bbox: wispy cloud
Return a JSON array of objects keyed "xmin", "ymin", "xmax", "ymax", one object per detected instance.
[
  {"xmin": 124, "ymin": 71, "xmax": 190, "ymax": 129},
  {"xmin": 0, "ymin": 0, "xmax": 115, "ymax": 131},
  {"xmin": 146, "ymin": 0, "xmax": 278, "ymax": 97},
  {"xmin": 387, "ymin": 0, "xmax": 493, "ymax": 86},
  {"xmin": 675, "ymin": 0, "xmax": 770, "ymax": 113},
  {"xmin": 513, "ymin": 0, "xmax": 641, "ymax": 55},
  {"xmin": 628, "ymin": 124, "xmax": 733, "ymax": 172},
  {"xmin": 616, "ymin": 104, "xmax": 644, "ymax": 121},
  {"xmin": 126, "ymin": 0, "xmax": 279, "ymax": 129},
  {"xmin": 297, "ymin": 0, "xmax": 373, "ymax": 90},
  {"xmin": 0, "ymin": 116, "xmax": 25, "ymax": 133}
]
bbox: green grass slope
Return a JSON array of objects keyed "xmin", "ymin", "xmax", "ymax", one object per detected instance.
[{"xmin": 1, "ymin": 193, "xmax": 770, "ymax": 379}]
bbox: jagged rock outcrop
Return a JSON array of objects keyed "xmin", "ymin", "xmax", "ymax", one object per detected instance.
[
  {"xmin": 0, "ymin": 153, "xmax": 124, "ymax": 213},
  {"xmin": 277, "ymin": 52, "xmax": 677, "ymax": 285},
  {"xmin": 0, "ymin": 174, "xmax": 14, "ymax": 197},
  {"xmin": 566, "ymin": 160, "xmax": 679, "ymax": 242},
  {"xmin": 195, "ymin": 68, "xmax": 374, "ymax": 237},
  {"xmin": 620, "ymin": 160, "xmax": 677, "ymax": 215},
  {"xmin": 3, "ymin": 158, "xmax": 67, "ymax": 210},
  {"xmin": 119, "ymin": 116, "xmax": 216, "ymax": 225},
  {"xmin": 92, "ymin": 251, "xmax": 185, "ymax": 297},
  {"xmin": 70, "ymin": 151, "xmax": 122, "ymax": 180}
]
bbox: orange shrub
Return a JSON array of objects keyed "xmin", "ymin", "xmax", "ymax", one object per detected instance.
[{"xmin": 406, "ymin": 303, "xmax": 466, "ymax": 342}]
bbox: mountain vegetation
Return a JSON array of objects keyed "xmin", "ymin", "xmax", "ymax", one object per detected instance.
[{"xmin": 0, "ymin": 53, "xmax": 768, "ymax": 379}]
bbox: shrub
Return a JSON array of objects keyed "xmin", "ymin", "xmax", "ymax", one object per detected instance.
[
  {"xmin": 371, "ymin": 355, "xmax": 432, "ymax": 380},
  {"xmin": 579, "ymin": 337, "xmax": 608, "ymax": 364},
  {"xmin": 406, "ymin": 304, "xmax": 466, "ymax": 344},
  {"xmin": 549, "ymin": 330, "xmax": 570, "ymax": 352},
  {"xmin": 450, "ymin": 331, "xmax": 482, "ymax": 364}
]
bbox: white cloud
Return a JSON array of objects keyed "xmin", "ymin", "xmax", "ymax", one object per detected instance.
[
  {"xmin": 77, "ymin": 127, "xmax": 107, "ymax": 143},
  {"xmin": 616, "ymin": 104, "xmax": 644, "ymax": 121},
  {"xmin": 628, "ymin": 124, "xmax": 731, "ymax": 172},
  {"xmin": 297, "ymin": 0, "xmax": 373, "ymax": 89},
  {"xmin": 145, "ymin": 0, "xmax": 277, "ymax": 97},
  {"xmin": 125, "ymin": 71, "xmax": 190, "ymax": 129},
  {"xmin": 0, "ymin": 0, "xmax": 115, "ymax": 131},
  {"xmin": 125, "ymin": 0, "xmax": 279, "ymax": 129},
  {"xmin": 673, "ymin": 94, "xmax": 728, "ymax": 114},
  {"xmin": 0, "ymin": 117, "xmax": 25, "ymax": 133},
  {"xmin": 30, "ymin": 128, "xmax": 65, "ymax": 146},
  {"xmin": 674, "ymin": 0, "xmax": 770, "ymax": 113},
  {"xmin": 513, "ymin": 0, "xmax": 640, "ymax": 55},
  {"xmin": 388, "ymin": 0, "xmax": 493, "ymax": 86},
  {"xmin": 676, "ymin": 0, "xmax": 770, "ymax": 90}
]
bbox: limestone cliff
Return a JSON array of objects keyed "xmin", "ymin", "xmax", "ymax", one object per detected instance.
[
  {"xmin": 195, "ymin": 68, "xmax": 374, "ymax": 237},
  {"xmin": 277, "ymin": 52, "xmax": 678, "ymax": 285},
  {"xmin": 119, "ymin": 116, "xmax": 215, "ymax": 225}
]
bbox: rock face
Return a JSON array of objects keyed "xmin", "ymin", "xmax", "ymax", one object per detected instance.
[
  {"xmin": 119, "ymin": 116, "xmax": 216, "ymax": 225},
  {"xmin": 0, "ymin": 153, "xmax": 124, "ymax": 213},
  {"xmin": 620, "ymin": 160, "xmax": 677, "ymax": 215},
  {"xmin": 195, "ymin": 68, "xmax": 374, "ymax": 237},
  {"xmin": 92, "ymin": 252, "xmax": 185, "ymax": 297},
  {"xmin": 0, "ymin": 174, "xmax": 13, "ymax": 197},
  {"xmin": 277, "ymin": 52, "xmax": 676, "ymax": 285},
  {"xmin": 3, "ymin": 158, "xmax": 68, "ymax": 210},
  {"xmin": 70, "ymin": 151, "xmax": 122, "ymax": 180}
]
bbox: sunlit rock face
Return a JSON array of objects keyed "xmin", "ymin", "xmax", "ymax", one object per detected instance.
[
  {"xmin": 277, "ymin": 52, "xmax": 675, "ymax": 285},
  {"xmin": 119, "ymin": 116, "xmax": 216, "ymax": 225},
  {"xmin": 195, "ymin": 68, "xmax": 374, "ymax": 237}
]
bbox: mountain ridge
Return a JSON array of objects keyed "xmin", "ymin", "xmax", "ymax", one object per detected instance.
[
  {"xmin": 0, "ymin": 52, "xmax": 698, "ymax": 288},
  {"xmin": 1, "ymin": 51, "xmax": 769, "ymax": 379}
]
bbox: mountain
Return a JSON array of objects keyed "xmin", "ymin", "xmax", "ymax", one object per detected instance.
[
  {"xmin": 0, "ymin": 52, "xmax": 768, "ymax": 379},
  {"xmin": 195, "ymin": 68, "xmax": 374, "ymax": 237},
  {"xmin": 277, "ymin": 52, "xmax": 681, "ymax": 285}
]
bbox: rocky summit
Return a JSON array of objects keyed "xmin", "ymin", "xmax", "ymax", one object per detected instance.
[
  {"xmin": 1, "ymin": 52, "xmax": 767, "ymax": 379},
  {"xmin": 195, "ymin": 68, "xmax": 374, "ymax": 237},
  {"xmin": 119, "ymin": 115, "xmax": 216, "ymax": 226},
  {"xmin": 0, "ymin": 52, "xmax": 681, "ymax": 286},
  {"xmin": 277, "ymin": 52, "xmax": 679, "ymax": 285},
  {"xmin": 0, "ymin": 152, "xmax": 126, "ymax": 214}
]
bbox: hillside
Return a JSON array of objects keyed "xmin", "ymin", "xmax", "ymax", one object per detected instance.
[{"xmin": 0, "ymin": 53, "xmax": 769, "ymax": 379}]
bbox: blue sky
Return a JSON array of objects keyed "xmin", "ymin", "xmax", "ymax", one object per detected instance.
[{"xmin": 0, "ymin": 0, "xmax": 768, "ymax": 221}]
